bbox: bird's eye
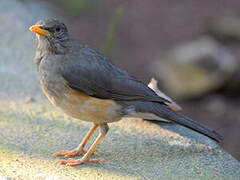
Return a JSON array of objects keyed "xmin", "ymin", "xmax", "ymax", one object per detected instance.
[{"xmin": 55, "ymin": 26, "xmax": 61, "ymax": 32}]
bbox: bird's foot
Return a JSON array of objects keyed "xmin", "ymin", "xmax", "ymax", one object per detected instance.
[
  {"xmin": 53, "ymin": 148, "xmax": 100, "ymax": 157},
  {"xmin": 58, "ymin": 157, "xmax": 105, "ymax": 166},
  {"xmin": 52, "ymin": 148, "xmax": 86, "ymax": 158}
]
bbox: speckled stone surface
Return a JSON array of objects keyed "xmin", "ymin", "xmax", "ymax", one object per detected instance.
[
  {"xmin": 1, "ymin": 101, "xmax": 240, "ymax": 180},
  {"xmin": 0, "ymin": 0, "xmax": 240, "ymax": 179}
]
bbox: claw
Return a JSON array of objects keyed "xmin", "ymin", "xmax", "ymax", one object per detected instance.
[
  {"xmin": 58, "ymin": 159, "xmax": 70, "ymax": 164},
  {"xmin": 54, "ymin": 124, "xmax": 106, "ymax": 167},
  {"xmin": 58, "ymin": 157, "xmax": 105, "ymax": 166},
  {"xmin": 53, "ymin": 150, "xmax": 69, "ymax": 157},
  {"xmin": 53, "ymin": 148, "xmax": 99, "ymax": 157},
  {"xmin": 64, "ymin": 149, "xmax": 86, "ymax": 157},
  {"xmin": 53, "ymin": 148, "xmax": 86, "ymax": 157}
]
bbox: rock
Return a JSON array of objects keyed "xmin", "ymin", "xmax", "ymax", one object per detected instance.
[
  {"xmin": 1, "ymin": 100, "xmax": 240, "ymax": 179},
  {"xmin": 205, "ymin": 15, "xmax": 240, "ymax": 44},
  {"xmin": 152, "ymin": 37, "xmax": 238, "ymax": 99},
  {"xmin": 203, "ymin": 15, "xmax": 240, "ymax": 94},
  {"xmin": 0, "ymin": 0, "xmax": 240, "ymax": 179}
]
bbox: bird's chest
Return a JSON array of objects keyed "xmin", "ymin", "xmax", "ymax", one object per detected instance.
[
  {"xmin": 38, "ymin": 56, "xmax": 65, "ymax": 106},
  {"xmin": 59, "ymin": 89, "xmax": 123, "ymax": 123},
  {"xmin": 38, "ymin": 57, "xmax": 123, "ymax": 123}
]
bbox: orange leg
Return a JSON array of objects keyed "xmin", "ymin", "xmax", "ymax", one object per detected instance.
[
  {"xmin": 53, "ymin": 124, "xmax": 99, "ymax": 157},
  {"xmin": 59, "ymin": 124, "xmax": 109, "ymax": 166}
]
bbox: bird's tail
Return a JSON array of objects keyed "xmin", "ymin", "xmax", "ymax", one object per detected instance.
[
  {"xmin": 152, "ymin": 103, "xmax": 223, "ymax": 142},
  {"xmin": 122, "ymin": 101, "xmax": 223, "ymax": 142}
]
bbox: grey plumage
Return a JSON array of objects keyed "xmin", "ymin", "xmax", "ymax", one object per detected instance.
[
  {"xmin": 62, "ymin": 47, "xmax": 223, "ymax": 142},
  {"xmin": 62, "ymin": 47, "xmax": 170, "ymax": 103},
  {"xmin": 120, "ymin": 101, "xmax": 223, "ymax": 142},
  {"xmin": 32, "ymin": 18, "xmax": 223, "ymax": 144}
]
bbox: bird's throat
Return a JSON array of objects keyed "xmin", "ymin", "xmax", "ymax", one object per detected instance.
[{"xmin": 36, "ymin": 35, "xmax": 52, "ymax": 52}]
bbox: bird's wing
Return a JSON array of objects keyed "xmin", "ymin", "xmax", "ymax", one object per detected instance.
[
  {"xmin": 148, "ymin": 78, "xmax": 182, "ymax": 111},
  {"xmin": 62, "ymin": 47, "xmax": 170, "ymax": 104}
]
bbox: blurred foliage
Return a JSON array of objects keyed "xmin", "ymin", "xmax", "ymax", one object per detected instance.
[
  {"xmin": 103, "ymin": 7, "xmax": 122, "ymax": 58},
  {"xmin": 59, "ymin": 0, "xmax": 96, "ymax": 14}
]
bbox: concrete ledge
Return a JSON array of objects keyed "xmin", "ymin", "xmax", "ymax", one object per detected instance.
[
  {"xmin": 0, "ymin": 0, "xmax": 239, "ymax": 179},
  {"xmin": 0, "ymin": 100, "xmax": 239, "ymax": 179}
]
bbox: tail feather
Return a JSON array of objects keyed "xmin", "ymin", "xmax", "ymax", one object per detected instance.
[
  {"xmin": 152, "ymin": 104, "xmax": 223, "ymax": 142},
  {"xmin": 121, "ymin": 101, "xmax": 223, "ymax": 142}
]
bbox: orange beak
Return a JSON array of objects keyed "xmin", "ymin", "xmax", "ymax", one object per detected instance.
[{"xmin": 29, "ymin": 25, "xmax": 50, "ymax": 36}]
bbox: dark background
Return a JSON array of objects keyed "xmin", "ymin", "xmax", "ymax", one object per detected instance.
[{"xmin": 37, "ymin": 0, "xmax": 240, "ymax": 160}]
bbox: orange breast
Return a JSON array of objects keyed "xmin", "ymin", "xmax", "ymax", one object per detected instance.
[
  {"xmin": 41, "ymin": 83, "xmax": 61, "ymax": 105},
  {"xmin": 58, "ymin": 88, "xmax": 123, "ymax": 124}
]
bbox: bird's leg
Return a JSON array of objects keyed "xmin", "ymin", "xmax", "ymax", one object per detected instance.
[
  {"xmin": 59, "ymin": 123, "xmax": 109, "ymax": 166},
  {"xmin": 53, "ymin": 124, "xmax": 99, "ymax": 157}
]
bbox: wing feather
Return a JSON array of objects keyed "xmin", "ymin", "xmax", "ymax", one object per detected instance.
[{"xmin": 62, "ymin": 47, "xmax": 170, "ymax": 104}]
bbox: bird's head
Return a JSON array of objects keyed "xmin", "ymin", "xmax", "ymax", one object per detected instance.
[{"xmin": 29, "ymin": 18, "xmax": 70, "ymax": 54}]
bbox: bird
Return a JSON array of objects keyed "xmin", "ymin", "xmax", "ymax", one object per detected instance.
[{"xmin": 29, "ymin": 18, "xmax": 223, "ymax": 166}]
